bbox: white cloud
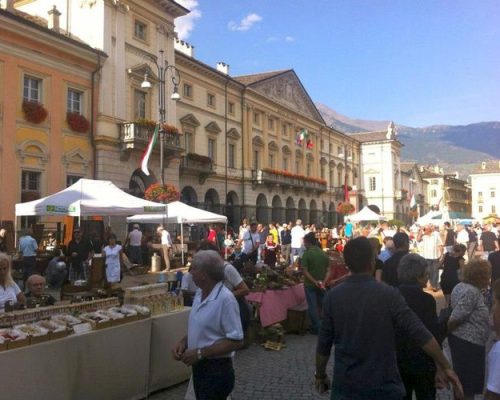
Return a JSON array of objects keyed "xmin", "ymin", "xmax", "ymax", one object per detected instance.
[
  {"xmin": 266, "ymin": 36, "xmax": 295, "ymax": 44},
  {"xmin": 228, "ymin": 13, "xmax": 262, "ymax": 32},
  {"xmin": 175, "ymin": 0, "xmax": 202, "ymax": 40},
  {"xmin": 266, "ymin": 36, "xmax": 279, "ymax": 43},
  {"xmin": 285, "ymin": 36, "xmax": 295, "ymax": 42}
]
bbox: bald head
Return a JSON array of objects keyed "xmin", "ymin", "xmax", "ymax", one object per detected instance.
[{"xmin": 26, "ymin": 274, "xmax": 46, "ymax": 297}]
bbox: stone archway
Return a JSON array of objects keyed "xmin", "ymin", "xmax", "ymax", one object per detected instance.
[
  {"xmin": 181, "ymin": 186, "xmax": 198, "ymax": 206},
  {"xmin": 271, "ymin": 195, "xmax": 284, "ymax": 223},
  {"xmin": 298, "ymin": 198, "xmax": 308, "ymax": 223},
  {"xmin": 329, "ymin": 202, "xmax": 338, "ymax": 227},
  {"xmin": 225, "ymin": 191, "xmax": 240, "ymax": 230},
  {"xmin": 129, "ymin": 168, "xmax": 157, "ymax": 198},
  {"xmin": 204, "ymin": 189, "xmax": 220, "ymax": 213},
  {"xmin": 285, "ymin": 197, "xmax": 296, "ymax": 224},
  {"xmin": 256, "ymin": 194, "xmax": 269, "ymax": 224}
]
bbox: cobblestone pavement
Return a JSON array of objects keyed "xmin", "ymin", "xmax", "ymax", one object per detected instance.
[{"xmin": 145, "ymin": 333, "xmax": 481, "ymax": 400}]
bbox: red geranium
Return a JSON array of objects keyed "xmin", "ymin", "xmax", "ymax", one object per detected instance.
[
  {"xmin": 336, "ymin": 202, "xmax": 355, "ymax": 214},
  {"xmin": 22, "ymin": 100, "xmax": 48, "ymax": 124},
  {"xmin": 144, "ymin": 183, "xmax": 180, "ymax": 203},
  {"xmin": 67, "ymin": 112, "xmax": 90, "ymax": 133},
  {"xmin": 162, "ymin": 124, "xmax": 180, "ymax": 135}
]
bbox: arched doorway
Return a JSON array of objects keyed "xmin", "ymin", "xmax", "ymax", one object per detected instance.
[
  {"xmin": 309, "ymin": 199, "xmax": 318, "ymax": 226},
  {"xmin": 285, "ymin": 197, "xmax": 296, "ymax": 224},
  {"xmin": 225, "ymin": 191, "xmax": 240, "ymax": 230},
  {"xmin": 298, "ymin": 198, "xmax": 307, "ymax": 223},
  {"xmin": 256, "ymin": 194, "xmax": 269, "ymax": 224},
  {"xmin": 129, "ymin": 168, "xmax": 157, "ymax": 198},
  {"xmin": 271, "ymin": 195, "xmax": 283, "ymax": 223},
  {"xmin": 204, "ymin": 189, "xmax": 220, "ymax": 213},
  {"xmin": 181, "ymin": 186, "xmax": 198, "ymax": 206},
  {"xmin": 329, "ymin": 202, "xmax": 337, "ymax": 227},
  {"xmin": 320, "ymin": 201, "xmax": 328, "ymax": 227}
]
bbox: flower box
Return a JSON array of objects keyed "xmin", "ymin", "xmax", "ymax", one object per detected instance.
[
  {"xmin": 336, "ymin": 202, "xmax": 355, "ymax": 215},
  {"xmin": 162, "ymin": 124, "xmax": 180, "ymax": 135},
  {"xmin": 144, "ymin": 183, "xmax": 180, "ymax": 203},
  {"xmin": 67, "ymin": 112, "xmax": 90, "ymax": 133},
  {"xmin": 22, "ymin": 100, "xmax": 48, "ymax": 124}
]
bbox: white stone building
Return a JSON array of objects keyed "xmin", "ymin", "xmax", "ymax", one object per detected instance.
[{"xmin": 469, "ymin": 160, "xmax": 500, "ymax": 220}]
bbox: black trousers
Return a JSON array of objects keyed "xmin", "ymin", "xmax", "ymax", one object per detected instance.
[
  {"xmin": 192, "ymin": 358, "xmax": 234, "ymax": 400},
  {"xmin": 400, "ymin": 370, "xmax": 436, "ymax": 400}
]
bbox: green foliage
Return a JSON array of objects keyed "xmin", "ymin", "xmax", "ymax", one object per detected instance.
[{"xmin": 388, "ymin": 219, "xmax": 405, "ymax": 228}]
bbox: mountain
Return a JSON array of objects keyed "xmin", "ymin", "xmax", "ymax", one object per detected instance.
[{"xmin": 316, "ymin": 102, "xmax": 500, "ymax": 178}]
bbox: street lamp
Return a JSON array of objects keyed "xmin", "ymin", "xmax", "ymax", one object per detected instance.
[{"xmin": 141, "ymin": 50, "xmax": 181, "ymax": 186}]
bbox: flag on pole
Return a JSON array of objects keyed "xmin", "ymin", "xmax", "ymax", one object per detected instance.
[
  {"xmin": 140, "ymin": 124, "xmax": 159, "ymax": 176},
  {"xmin": 410, "ymin": 194, "xmax": 417, "ymax": 209}
]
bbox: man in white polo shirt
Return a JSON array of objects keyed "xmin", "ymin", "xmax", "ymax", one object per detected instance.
[
  {"xmin": 126, "ymin": 224, "xmax": 143, "ymax": 265},
  {"xmin": 291, "ymin": 219, "xmax": 305, "ymax": 264}
]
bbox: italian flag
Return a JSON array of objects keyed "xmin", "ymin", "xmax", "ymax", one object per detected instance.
[{"xmin": 140, "ymin": 124, "xmax": 159, "ymax": 176}]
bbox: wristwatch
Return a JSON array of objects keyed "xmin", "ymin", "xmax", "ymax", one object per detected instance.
[{"xmin": 197, "ymin": 348, "xmax": 203, "ymax": 361}]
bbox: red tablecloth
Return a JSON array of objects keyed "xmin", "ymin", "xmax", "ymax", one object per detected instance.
[{"xmin": 246, "ymin": 283, "xmax": 306, "ymax": 327}]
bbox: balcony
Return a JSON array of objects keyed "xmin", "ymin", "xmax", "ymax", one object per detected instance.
[
  {"xmin": 252, "ymin": 169, "xmax": 327, "ymax": 193},
  {"xmin": 180, "ymin": 153, "xmax": 215, "ymax": 184},
  {"xmin": 395, "ymin": 190, "xmax": 408, "ymax": 200},
  {"xmin": 120, "ymin": 122, "xmax": 183, "ymax": 157}
]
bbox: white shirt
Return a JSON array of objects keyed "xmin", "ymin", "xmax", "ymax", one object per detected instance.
[
  {"xmin": 0, "ymin": 283, "xmax": 21, "ymax": 312},
  {"xmin": 223, "ymin": 262, "xmax": 243, "ymax": 291},
  {"xmin": 291, "ymin": 225, "xmax": 305, "ymax": 248},
  {"xmin": 128, "ymin": 229, "xmax": 142, "ymax": 246},
  {"xmin": 241, "ymin": 230, "xmax": 260, "ymax": 254},
  {"xmin": 456, "ymin": 230, "xmax": 469, "ymax": 245},
  {"xmin": 161, "ymin": 230, "xmax": 172, "ymax": 246},
  {"xmin": 420, "ymin": 232, "xmax": 442, "ymax": 260},
  {"xmin": 187, "ymin": 282, "xmax": 243, "ymax": 358}
]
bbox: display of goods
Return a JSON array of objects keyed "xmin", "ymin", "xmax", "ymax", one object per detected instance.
[
  {"xmin": 14, "ymin": 324, "xmax": 49, "ymax": 337},
  {"xmin": 121, "ymin": 304, "xmax": 150, "ymax": 317},
  {"xmin": 96, "ymin": 309, "xmax": 124, "ymax": 320},
  {"xmin": 0, "ymin": 329, "xmax": 26, "ymax": 342},
  {"xmin": 51, "ymin": 314, "xmax": 82, "ymax": 327},
  {"xmin": 36, "ymin": 320, "xmax": 66, "ymax": 333},
  {"xmin": 124, "ymin": 284, "xmax": 183, "ymax": 315}
]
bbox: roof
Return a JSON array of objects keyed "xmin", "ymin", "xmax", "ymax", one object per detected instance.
[
  {"xmin": 157, "ymin": 0, "xmax": 190, "ymax": 17},
  {"xmin": 471, "ymin": 160, "xmax": 500, "ymax": 174},
  {"xmin": 349, "ymin": 131, "xmax": 399, "ymax": 143},
  {"xmin": 0, "ymin": 8, "xmax": 106, "ymax": 57},
  {"xmin": 233, "ymin": 70, "xmax": 291, "ymax": 86},
  {"xmin": 420, "ymin": 171, "xmax": 442, "ymax": 179}
]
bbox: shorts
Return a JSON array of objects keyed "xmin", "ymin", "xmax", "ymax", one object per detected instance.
[{"xmin": 487, "ymin": 341, "xmax": 500, "ymax": 394}]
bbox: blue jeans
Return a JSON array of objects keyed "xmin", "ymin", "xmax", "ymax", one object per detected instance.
[
  {"xmin": 291, "ymin": 247, "xmax": 304, "ymax": 264},
  {"xmin": 304, "ymin": 285, "xmax": 325, "ymax": 334},
  {"xmin": 128, "ymin": 245, "xmax": 142, "ymax": 265},
  {"xmin": 426, "ymin": 259, "xmax": 440, "ymax": 290}
]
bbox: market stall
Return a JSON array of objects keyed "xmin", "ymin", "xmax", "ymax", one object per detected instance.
[{"xmin": 347, "ymin": 206, "xmax": 387, "ymax": 222}]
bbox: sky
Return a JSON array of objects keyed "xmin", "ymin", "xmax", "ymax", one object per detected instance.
[{"xmin": 174, "ymin": 1, "xmax": 500, "ymax": 128}]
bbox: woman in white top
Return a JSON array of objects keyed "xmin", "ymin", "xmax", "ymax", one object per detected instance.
[
  {"xmin": 0, "ymin": 253, "xmax": 26, "ymax": 312},
  {"xmin": 102, "ymin": 234, "xmax": 123, "ymax": 283}
]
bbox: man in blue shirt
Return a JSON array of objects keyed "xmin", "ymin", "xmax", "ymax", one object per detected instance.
[
  {"xmin": 344, "ymin": 219, "xmax": 353, "ymax": 239},
  {"xmin": 315, "ymin": 237, "xmax": 463, "ymax": 400},
  {"xmin": 18, "ymin": 228, "xmax": 38, "ymax": 282}
]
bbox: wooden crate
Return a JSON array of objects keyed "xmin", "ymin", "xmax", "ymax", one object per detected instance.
[{"xmin": 284, "ymin": 303, "xmax": 309, "ymax": 335}]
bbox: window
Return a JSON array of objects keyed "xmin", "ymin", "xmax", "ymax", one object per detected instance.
[
  {"xmin": 134, "ymin": 89, "xmax": 147, "ymax": 119},
  {"xmin": 369, "ymin": 176, "xmax": 376, "ymax": 191},
  {"xmin": 268, "ymin": 118, "xmax": 274, "ymax": 130},
  {"xmin": 268, "ymin": 154, "xmax": 274, "ymax": 168},
  {"xmin": 321, "ymin": 166, "xmax": 325, "ymax": 179},
  {"xmin": 493, "ymin": 205, "xmax": 497, "ymax": 214},
  {"xmin": 134, "ymin": 20, "xmax": 147, "ymax": 41},
  {"xmin": 492, "ymin": 191, "xmax": 496, "ymax": 198},
  {"xmin": 253, "ymin": 150, "xmax": 260, "ymax": 170},
  {"xmin": 337, "ymin": 146, "xmax": 342, "ymax": 155},
  {"xmin": 479, "ymin": 205, "xmax": 483, "ymax": 213},
  {"xmin": 207, "ymin": 138, "xmax": 216, "ymax": 161},
  {"xmin": 183, "ymin": 83, "xmax": 192, "ymax": 99},
  {"xmin": 23, "ymin": 75, "xmax": 42, "ymax": 102},
  {"xmin": 329, "ymin": 143, "xmax": 332, "ymax": 154},
  {"xmin": 207, "ymin": 93, "xmax": 215, "ymax": 108},
  {"xmin": 478, "ymin": 191, "xmax": 483, "ymax": 197},
  {"xmin": 329, "ymin": 169, "xmax": 334, "ymax": 187},
  {"xmin": 295, "ymin": 161, "xmax": 299, "ymax": 174},
  {"xmin": 228, "ymin": 102, "xmax": 235, "ymax": 115},
  {"xmin": 67, "ymin": 89, "xmax": 83, "ymax": 114},
  {"xmin": 281, "ymin": 124, "xmax": 287, "ymax": 136},
  {"xmin": 22, "ymin": 171, "xmax": 41, "ymax": 191},
  {"xmin": 253, "ymin": 112, "xmax": 260, "ymax": 125},
  {"xmin": 431, "ymin": 189, "xmax": 437, "ymax": 198},
  {"xmin": 228, "ymin": 144, "xmax": 235, "ymax": 168},
  {"xmin": 66, "ymin": 175, "xmax": 82, "ymax": 187},
  {"xmin": 184, "ymin": 132, "xmax": 192, "ymax": 152},
  {"xmin": 320, "ymin": 139, "xmax": 324, "ymax": 150},
  {"xmin": 337, "ymin": 170, "xmax": 342, "ymax": 186},
  {"xmin": 282, "ymin": 158, "xmax": 288, "ymax": 171},
  {"xmin": 307, "ymin": 162, "xmax": 312, "ymax": 177}
]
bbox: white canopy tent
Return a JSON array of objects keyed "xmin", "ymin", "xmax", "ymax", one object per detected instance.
[
  {"xmin": 347, "ymin": 206, "xmax": 387, "ymax": 222},
  {"xmin": 15, "ymin": 179, "xmax": 166, "ymax": 217},
  {"xmin": 416, "ymin": 210, "xmax": 444, "ymax": 225},
  {"xmin": 127, "ymin": 201, "xmax": 228, "ymax": 263}
]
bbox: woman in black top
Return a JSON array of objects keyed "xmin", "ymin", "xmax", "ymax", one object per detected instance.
[{"xmin": 440, "ymin": 244, "xmax": 466, "ymax": 306}]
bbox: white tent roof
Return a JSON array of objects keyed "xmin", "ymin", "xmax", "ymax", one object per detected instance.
[
  {"xmin": 15, "ymin": 179, "xmax": 166, "ymax": 217},
  {"xmin": 416, "ymin": 210, "xmax": 443, "ymax": 225},
  {"xmin": 127, "ymin": 201, "xmax": 227, "ymax": 224},
  {"xmin": 347, "ymin": 206, "xmax": 387, "ymax": 222}
]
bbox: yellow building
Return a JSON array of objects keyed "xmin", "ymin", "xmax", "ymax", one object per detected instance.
[{"xmin": 0, "ymin": 6, "xmax": 103, "ymax": 228}]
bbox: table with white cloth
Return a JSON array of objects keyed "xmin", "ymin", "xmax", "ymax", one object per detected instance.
[
  {"xmin": 0, "ymin": 318, "xmax": 151, "ymax": 400},
  {"xmin": 148, "ymin": 307, "xmax": 191, "ymax": 393}
]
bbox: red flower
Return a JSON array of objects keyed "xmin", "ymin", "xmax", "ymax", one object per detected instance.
[
  {"xmin": 22, "ymin": 100, "xmax": 48, "ymax": 124},
  {"xmin": 162, "ymin": 124, "xmax": 180, "ymax": 135},
  {"xmin": 67, "ymin": 112, "xmax": 90, "ymax": 133},
  {"xmin": 144, "ymin": 183, "xmax": 180, "ymax": 203},
  {"xmin": 336, "ymin": 202, "xmax": 355, "ymax": 214}
]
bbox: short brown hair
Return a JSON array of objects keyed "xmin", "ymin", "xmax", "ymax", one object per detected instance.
[{"xmin": 463, "ymin": 258, "xmax": 491, "ymax": 289}]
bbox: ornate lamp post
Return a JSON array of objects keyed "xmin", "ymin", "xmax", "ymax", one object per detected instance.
[{"xmin": 141, "ymin": 50, "xmax": 181, "ymax": 186}]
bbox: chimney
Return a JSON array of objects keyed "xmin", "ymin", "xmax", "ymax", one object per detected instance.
[
  {"xmin": 481, "ymin": 161, "xmax": 486, "ymax": 170},
  {"xmin": 216, "ymin": 62, "xmax": 230, "ymax": 75},
  {"xmin": 48, "ymin": 5, "xmax": 61, "ymax": 32},
  {"xmin": 174, "ymin": 38, "xmax": 194, "ymax": 57}
]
